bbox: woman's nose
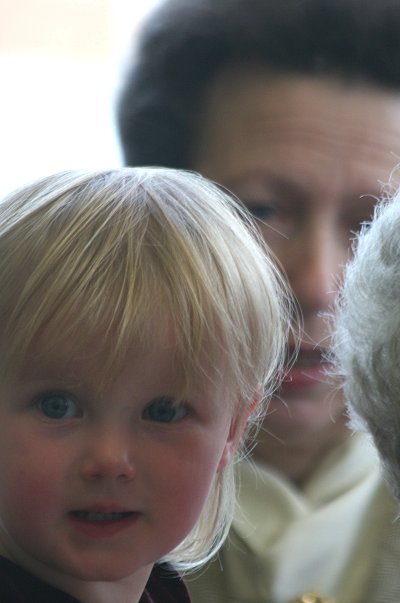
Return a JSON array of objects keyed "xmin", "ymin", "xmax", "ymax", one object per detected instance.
[
  {"xmin": 80, "ymin": 427, "xmax": 136, "ymax": 482},
  {"xmin": 287, "ymin": 227, "xmax": 346, "ymax": 314}
]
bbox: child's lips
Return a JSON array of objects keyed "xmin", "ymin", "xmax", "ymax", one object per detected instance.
[
  {"xmin": 71, "ymin": 510, "xmax": 135, "ymax": 521},
  {"xmin": 68, "ymin": 506, "xmax": 140, "ymax": 538}
]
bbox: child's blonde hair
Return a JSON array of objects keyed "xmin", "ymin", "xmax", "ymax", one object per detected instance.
[{"xmin": 0, "ymin": 167, "xmax": 293, "ymax": 568}]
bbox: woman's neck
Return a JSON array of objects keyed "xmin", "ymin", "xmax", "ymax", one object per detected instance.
[{"xmin": 253, "ymin": 421, "xmax": 350, "ymax": 488}]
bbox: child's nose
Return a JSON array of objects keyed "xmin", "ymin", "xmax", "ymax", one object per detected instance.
[{"xmin": 81, "ymin": 427, "xmax": 137, "ymax": 482}]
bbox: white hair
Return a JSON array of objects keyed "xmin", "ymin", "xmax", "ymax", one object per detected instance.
[{"xmin": 333, "ymin": 191, "xmax": 400, "ymax": 500}]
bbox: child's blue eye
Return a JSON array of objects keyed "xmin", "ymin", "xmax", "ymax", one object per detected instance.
[
  {"xmin": 142, "ymin": 397, "xmax": 188, "ymax": 423},
  {"xmin": 36, "ymin": 393, "xmax": 80, "ymax": 420}
]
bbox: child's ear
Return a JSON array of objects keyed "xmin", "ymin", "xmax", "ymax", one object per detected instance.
[{"xmin": 217, "ymin": 392, "xmax": 261, "ymax": 471}]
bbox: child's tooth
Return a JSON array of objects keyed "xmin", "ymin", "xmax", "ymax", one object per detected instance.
[{"xmin": 86, "ymin": 511, "xmax": 123, "ymax": 521}]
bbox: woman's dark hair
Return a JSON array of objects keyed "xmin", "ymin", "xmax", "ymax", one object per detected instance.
[{"xmin": 117, "ymin": 0, "xmax": 400, "ymax": 168}]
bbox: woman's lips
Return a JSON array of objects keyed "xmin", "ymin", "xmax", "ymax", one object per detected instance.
[{"xmin": 281, "ymin": 348, "xmax": 331, "ymax": 393}]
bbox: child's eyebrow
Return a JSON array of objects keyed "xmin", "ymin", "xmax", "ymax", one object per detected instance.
[
  {"xmin": 17, "ymin": 353, "xmax": 93, "ymax": 381},
  {"xmin": 12, "ymin": 378, "xmax": 80, "ymax": 394},
  {"xmin": 14, "ymin": 366, "xmax": 84, "ymax": 389}
]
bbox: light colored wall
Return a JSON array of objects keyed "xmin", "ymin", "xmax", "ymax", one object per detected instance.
[
  {"xmin": 0, "ymin": 0, "xmax": 159, "ymax": 195},
  {"xmin": 0, "ymin": 0, "xmax": 112, "ymax": 58}
]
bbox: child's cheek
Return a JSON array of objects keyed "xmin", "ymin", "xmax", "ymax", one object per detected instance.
[{"xmin": 0, "ymin": 465, "xmax": 58, "ymax": 542}]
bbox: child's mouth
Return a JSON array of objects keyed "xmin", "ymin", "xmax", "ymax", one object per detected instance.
[
  {"xmin": 69, "ymin": 509, "xmax": 139, "ymax": 538},
  {"xmin": 71, "ymin": 510, "xmax": 134, "ymax": 522}
]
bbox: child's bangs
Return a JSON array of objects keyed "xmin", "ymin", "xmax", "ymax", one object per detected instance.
[
  {"xmin": 0, "ymin": 166, "xmax": 285, "ymax": 402},
  {"xmin": 0, "ymin": 195, "xmax": 224, "ymax": 392},
  {"xmin": 0, "ymin": 254, "xmax": 171, "ymax": 387},
  {"xmin": 0, "ymin": 185, "xmax": 162, "ymax": 381}
]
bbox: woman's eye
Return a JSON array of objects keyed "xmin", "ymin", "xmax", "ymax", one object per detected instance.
[
  {"xmin": 142, "ymin": 397, "xmax": 189, "ymax": 423},
  {"xmin": 244, "ymin": 201, "xmax": 278, "ymax": 222},
  {"xmin": 36, "ymin": 393, "xmax": 81, "ymax": 420}
]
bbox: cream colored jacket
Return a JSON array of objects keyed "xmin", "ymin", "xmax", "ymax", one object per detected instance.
[{"xmin": 187, "ymin": 434, "xmax": 400, "ymax": 603}]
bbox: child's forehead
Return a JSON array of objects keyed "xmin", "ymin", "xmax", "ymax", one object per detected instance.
[
  {"xmin": 12, "ymin": 355, "xmax": 226, "ymax": 411},
  {"xmin": 27, "ymin": 310, "xmax": 174, "ymax": 361},
  {"xmin": 16, "ymin": 329, "xmax": 221, "ymax": 395},
  {"xmin": 3, "ymin": 297, "xmax": 231, "ymax": 397},
  {"xmin": 22, "ymin": 332, "xmax": 174, "ymax": 375}
]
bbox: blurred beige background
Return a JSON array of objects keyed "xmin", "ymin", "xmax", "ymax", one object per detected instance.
[
  {"xmin": 0, "ymin": 0, "xmax": 159, "ymax": 195},
  {"xmin": 0, "ymin": 0, "xmax": 112, "ymax": 58}
]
